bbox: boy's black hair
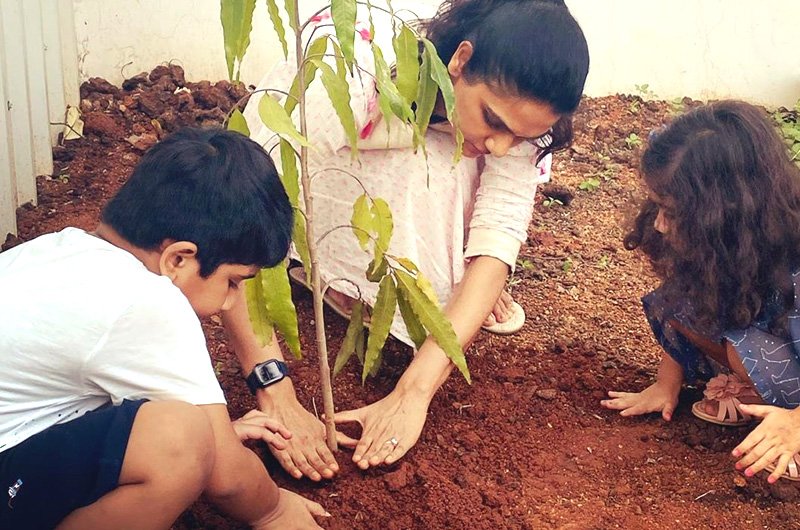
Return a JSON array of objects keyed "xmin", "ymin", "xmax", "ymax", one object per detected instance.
[{"xmin": 102, "ymin": 127, "xmax": 293, "ymax": 277}]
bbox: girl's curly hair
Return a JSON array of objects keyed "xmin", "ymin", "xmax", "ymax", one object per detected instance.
[{"xmin": 625, "ymin": 100, "xmax": 800, "ymax": 333}]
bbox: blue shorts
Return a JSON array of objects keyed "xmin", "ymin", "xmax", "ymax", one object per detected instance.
[{"xmin": 0, "ymin": 399, "xmax": 146, "ymax": 529}]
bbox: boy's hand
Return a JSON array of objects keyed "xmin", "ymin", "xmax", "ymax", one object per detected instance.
[
  {"xmin": 733, "ymin": 404, "xmax": 800, "ymax": 483},
  {"xmin": 601, "ymin": 380, "xmax": 680, "ymax": 421},
  {"xmin": 252, "ymin": 488, "xmax": 329, "ymax": 530},
  {"xmin": 233, "ymin": 410, "xmax": 292, "ymax": 451},
  {"xmin": 258, "ymin": 381, "xmax": 354, "ymax": 481}
]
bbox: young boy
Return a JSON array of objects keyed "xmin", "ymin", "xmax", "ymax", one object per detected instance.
[{"xmin": 0, "ymin": 128, "xmax": 326, "ymax": 529}]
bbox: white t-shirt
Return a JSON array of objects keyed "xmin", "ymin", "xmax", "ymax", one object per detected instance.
[{"xmin": 0, "ymin": 228, "xmax": 225, "ymax": 453}]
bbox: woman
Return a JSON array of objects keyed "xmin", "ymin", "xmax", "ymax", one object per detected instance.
[{"xmin": 224, "ymin": 0, "xmax": 590, "ymax": 480}]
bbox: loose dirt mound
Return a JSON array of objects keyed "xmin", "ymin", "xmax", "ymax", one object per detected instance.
[{"xmin": 6, "ymin": 66, "xmax": 798, "ymax": 529}]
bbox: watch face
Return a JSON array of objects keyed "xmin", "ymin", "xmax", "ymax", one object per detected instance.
[{"xmin": 257, "ymin": 361, "xmax": 285, "ymax": 383}]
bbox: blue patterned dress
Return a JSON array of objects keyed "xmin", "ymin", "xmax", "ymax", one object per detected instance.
[{"xmin": 643, "ymin": 270, "xmax": 800, "ymax": 408}]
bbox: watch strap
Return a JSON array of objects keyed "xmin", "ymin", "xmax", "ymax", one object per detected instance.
[{"xmin": 245, "ymin": 359, "xmax": 289, "ymax": 394}]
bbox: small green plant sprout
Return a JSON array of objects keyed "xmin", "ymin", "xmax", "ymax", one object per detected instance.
[
  {"xmin": 561, "ymin": 257, "xmax": 574, "ymax": 273},
  {"xmin": 628, "ymin": 99, "xmax": 640, "ymax": 115},
  {"xmin": 517, "ymin": 258, "xmax": 536, "ymax": 271},
  {"xmin": 597, "ymin": 255, "xmax": 611, "ymax": 269},
  {"xmin": 221, "ymin": 0, "xmax": 468, "ymax": 451},
  {"xmin": 634, "ymin": 83, "xmax": 657, "ymax": 99},
  {"xmin": 668, "ymin": 97, "xmax": 686, "ymax": 116},
  {"xmin": 773, "ymin": 98, "xmax": 800, "ymax": 166},
  {"xmin": 625, "ymin": 133, "xmax": 643, "ymax": 149},
  {"xmin": 578, "ymin": 177, "xmax": 600, "ymax": 192},
  {"xmin": 542, "ymin": 196, "xmax": 564, "ymax": 207}
]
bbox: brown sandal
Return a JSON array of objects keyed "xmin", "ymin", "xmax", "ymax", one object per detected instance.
[
  {"xmin": 691, "ymin": 373, "xmax": 760, "ymax": 427},
  {"xmin": 765, "ymin": 454, "xmax": 800, "ymax": 482}
]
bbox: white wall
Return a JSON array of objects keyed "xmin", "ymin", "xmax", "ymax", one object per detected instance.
[
  {"xmin": 0, "ymin": 0, "xmax": 78, "ymax": 238},
  {"xmin": 71, "ymin": 0, "xmax": 800, "ymax": 108}
]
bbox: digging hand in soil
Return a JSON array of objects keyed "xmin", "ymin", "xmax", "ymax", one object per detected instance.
[
  {"xmin": 601, "ymin": 354, "xmax": 682, "ymax": 421},
  {"xmin": 335, "ymin": 389, "xmax": 429, "ymax": 469},
  {"xmin": 232, "ymin": 409, "xmax": 292, "ymax": 451},
  {"xmin": 733, "ymin": 404, "xmax": 800, "ymax": 483},
  {"xmin": 252, "ymin": 488, "xmax": 329, "ymax": 530},
  {"xmin": 257, "ymin": 380, "xmax": 355, "ymax": 481}
]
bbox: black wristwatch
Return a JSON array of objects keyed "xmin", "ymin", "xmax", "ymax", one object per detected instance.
[{"xmin": 246, "ymin": 359, "xmax": 289, "ymax": 394}]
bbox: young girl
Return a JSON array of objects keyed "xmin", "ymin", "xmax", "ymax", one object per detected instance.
[
  {"xmin": 602, "ymin": 100, "xmax": 800, "ymax": 483},
  {"xmin": 224, "ymin": 0, "xmax": 590, "ymax": 481}
]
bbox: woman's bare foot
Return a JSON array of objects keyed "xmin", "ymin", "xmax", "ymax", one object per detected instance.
[{"xmin": 483, "ymin": 290, "xmax": 516, "ymax": 327}]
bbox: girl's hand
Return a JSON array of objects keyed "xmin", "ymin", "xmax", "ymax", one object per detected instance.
[
  {"xmin": 601, "ymin": 380, "xmax": 680, "ymax": 421},
  {"xmin": 733, "ymin": 404, "xmax": 800, "ymax": 483},
  {"xmin": 334, "ymin": 389, "xmax": 430, "ymax": 469},
  {"xmin": 232, "ymin": 409, "xmax": 292, "ymax": 451}
]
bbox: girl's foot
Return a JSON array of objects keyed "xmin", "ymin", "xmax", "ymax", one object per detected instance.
[
  {"xmin": 691, "ymin": 373, "xmax": 763, "ymax": 426},
  {"xmin": 482, "ymin": 291, "xmax": 526, "ymax": 335}
]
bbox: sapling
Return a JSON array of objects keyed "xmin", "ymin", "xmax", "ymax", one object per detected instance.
[{"xmin": 220, "ymin": 0, "xmax": 470, "ymax": 451}]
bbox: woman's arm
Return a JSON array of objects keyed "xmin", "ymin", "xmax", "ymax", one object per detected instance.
[
  {"xmin": 221, "ymin": 290, "xmax": 342, "ymax": 482},
  {"xmin": 335, "ymin": 255, "xmax": 509, "ymax": 469}
]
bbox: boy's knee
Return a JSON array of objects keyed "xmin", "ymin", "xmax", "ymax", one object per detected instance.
[{"xmin": 133, "ymin": 401, "xmax": 215, "ymax": 489}]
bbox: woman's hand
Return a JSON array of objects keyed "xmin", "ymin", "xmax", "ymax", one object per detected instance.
[
  {"xmin": 334, "ymin": 388, "xmax": 430, "ymax": 469},
  {"xmin": 601, "ymin": 380, "xmax": 681, "ymax": 421},
  {"xmin": 232, "ymin": 410, "xmax": 292, "ymax": 451},
  {"xmin": 733, "ymin": 404, "xmax": 800, "ymax": 483}
]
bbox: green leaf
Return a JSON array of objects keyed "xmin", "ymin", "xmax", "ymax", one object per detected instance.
[
  {"xmin": 260, "ymin": 264, "xmax": 302, "ymax": 358},
  {"xmin": 278, "ymin": 140, "xmax": 310, "ymax": 280},
  {"xmin": 395, "ymin": 270, "xmax": 469, "ymax": 382},
  {"xmin": 292, "ymin": 212, "xmax": 311, "ymax": 282},
  {"xmin": 351, "ymin": 194, "xmax": 372, "ymax": 250},
  {"xmin": 284, "ymin": 0, "xmax": 298, "ymax": 31},
  {"xmin": 393, "ymin": 25, "xmax": 419, "ymax": 104},
  {"xmin": 371, "ymin": 197, "xmax": 393, "ymax": 255},
  {"xmin": 354, "ymin": 327, "xmax": 366, "ymax": 364},
  {"xmin": 334, "ymin": 301, "xmax": 365, "ymax": 376},
  {"xmin": 422, "ymin": 38, "xmax": 463, "ymax": 163},
  {"xmin": 416, "ymin": 271, "xmax": 439, "ymax": 305},
  {"xmin": 363, "ymin": 275, "xmax": 397, "ymax": 382},
  {"xmin": 372, "ymin": 45, "xmax": 414, "ymax": 130},
  {"xmin": 278, "ymin": 139, "xmax": 300, "ymax": 205},
  {"xmin": 244, "ymin": 274, "xmax": 274, "ymax": 347},
  {"xmin": 310, "ymin": 59, "xmax": 359, "ymax": 157},
  {"xmin": 366, "ymin": 256, "xmax": 388, "ymax": 282},
  {"xmin": 258, "ymin": 90, "xmax": 310, "ymax": 147},
  {"xmin": 220, "ymin": 0, "xmax": 256, "ymax": 81},
  {"xmin": 414, "ymin": 51, "xmax": 438, "ymax": 137},
  {"xmin": 395, "ymin": 257, "xmax": 418, "ymax": 273},
  {"xmin": 285, "ymin": 37, "xmax": 327, "ymax": 115},
  {"xmin": 331, "ymin": 0, "xmax": 357, "ymax": 68},
  {"xmin": 265, "ymin": 0, "xmax": 288, "ymax": 59},
  {"xmin": 396, "ymin": 286, "xmax": 427, "ymax": 349},
  {"xmin": 226, "ymin": 108, "xmax": 250, "ymax": 136}
]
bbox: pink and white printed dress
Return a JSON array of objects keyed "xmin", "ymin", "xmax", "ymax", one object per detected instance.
[{"xmin": 243, "ymin": 14, "xmax": 551, "ymax": 345}]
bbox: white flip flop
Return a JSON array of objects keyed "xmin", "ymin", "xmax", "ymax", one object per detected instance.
[{"xmin": 481, "ymin": 301, "xmax": 526, "ymax": 335}]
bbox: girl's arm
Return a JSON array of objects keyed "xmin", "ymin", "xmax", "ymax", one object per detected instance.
[{"xmin": 334, "ymin": 255, "xmax": 508, "ymax": 469}]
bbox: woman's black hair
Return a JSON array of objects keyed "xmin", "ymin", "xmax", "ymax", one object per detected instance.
[
  {"xmin": 102, "ymin": 127, "xmax": 293, "ymax": 277},
  {"xmin": 420, "ymin": 0, "xmax": 590, "ymax": 157}
]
